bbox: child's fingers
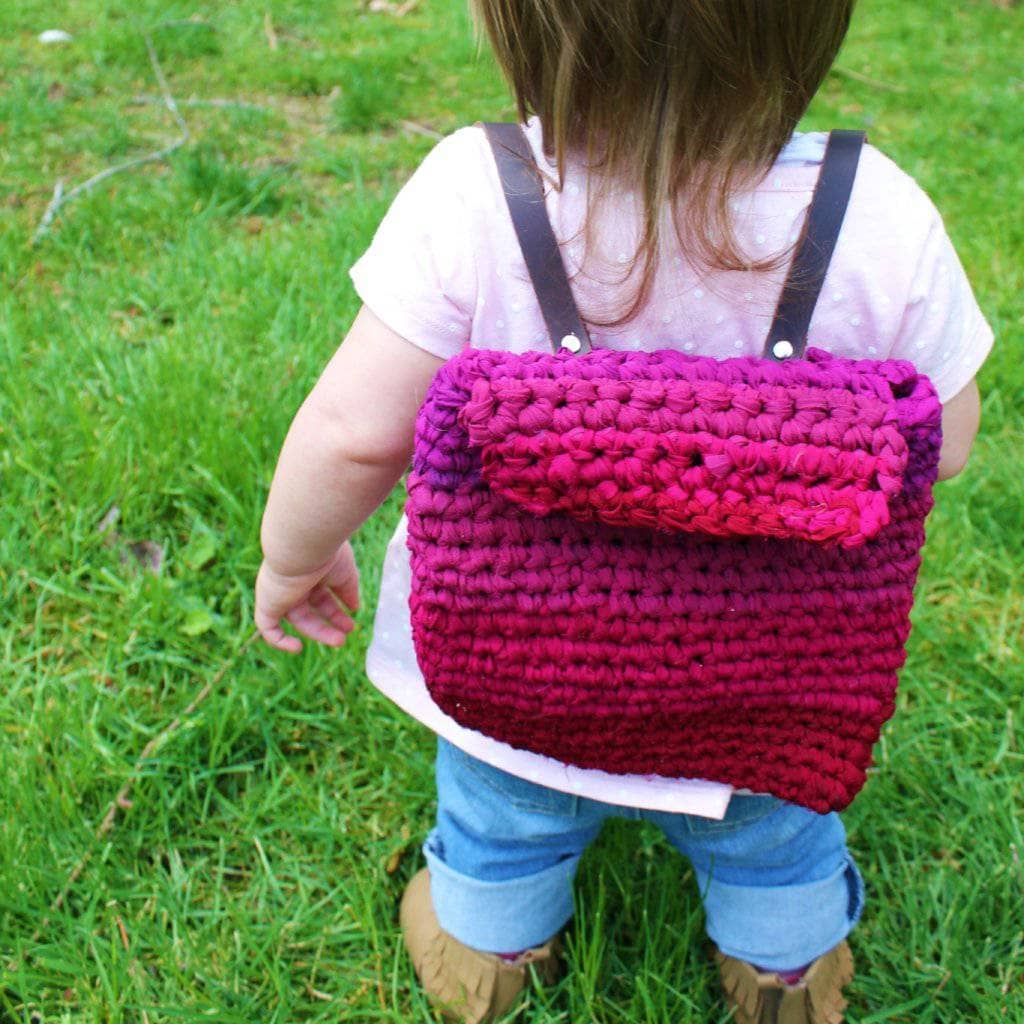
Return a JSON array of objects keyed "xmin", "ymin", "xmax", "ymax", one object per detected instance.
[
  {"xmin": 286, "ymin": 605, "xmax": 350, "ymax": 647},
  {"xmin": 310, "ymin": 589, "xmax": 356, "ymax": 632},
  {"xmin": 254, "ymin": 610, "xmax": 303, "ymax": 653}
]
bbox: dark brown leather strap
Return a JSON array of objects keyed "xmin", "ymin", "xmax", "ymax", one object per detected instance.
[
  {"xmin": 481, "ymin": 122, "xmax": 592, "ymax": 355},
  {"xmin": 763, "ymin": 129, "xmax": 865, "ymax": 361}
]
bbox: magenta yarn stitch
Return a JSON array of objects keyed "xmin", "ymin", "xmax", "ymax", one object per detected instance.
[{"xmin": 406, "ymin": 346, "xmax": 942, "ymax": 812}]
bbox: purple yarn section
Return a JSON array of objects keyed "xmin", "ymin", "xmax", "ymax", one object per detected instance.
[{"xmin": 406, "ymin": 346, "xmax": 942, "ymax": 812}]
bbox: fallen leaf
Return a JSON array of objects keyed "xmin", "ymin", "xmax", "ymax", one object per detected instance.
[{"xmin": 122, "ymin": 540, "xmax": 165, "ymax": 575}]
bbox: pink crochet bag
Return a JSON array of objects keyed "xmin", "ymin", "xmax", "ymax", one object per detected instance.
[{"xmin": 406, "ymin": 125, "xmax": 942, "ymax": 813}]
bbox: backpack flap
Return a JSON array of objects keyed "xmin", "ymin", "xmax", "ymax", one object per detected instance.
[{"xmin": 458, "ymin": 366, "xmax": 910, "ymax": 548}]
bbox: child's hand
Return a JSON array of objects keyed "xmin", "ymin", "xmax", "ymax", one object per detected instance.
[{"xmin": 254, "ymin": 542, "xmax": 361, "ymax": 653}]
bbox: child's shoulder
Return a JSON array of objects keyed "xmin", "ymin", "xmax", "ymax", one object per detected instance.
[
  {"xmin": 777, "ymin": 131, "xmax": 945, "ymax": 243},
  {"xmin": 776, "ymin": 132, "xmax": 962, "ymax": 305},
  {"xmin": 412, "ymin": 123, "xmax": 489, "ymax": 167},
  {"xmin": 406, "ymin": 119, "xmax": 588, "ymax": 206},
  {"xmin": 852, "ymin": 139, "xmax": 948, "ymax": 238},
  {"xmin": 404, "ymin": 123, "xmax": 503, "ymax": 195}
]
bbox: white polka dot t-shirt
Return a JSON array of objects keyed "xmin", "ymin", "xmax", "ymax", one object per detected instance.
[{"xmin": 349, "ymin": 119, "xmax": 993, "ymax": 817}]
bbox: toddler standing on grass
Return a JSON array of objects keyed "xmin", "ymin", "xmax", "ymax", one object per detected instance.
[{"xmin": 254, "ymin": 1, "xmax": 992, "ymax": 1020}]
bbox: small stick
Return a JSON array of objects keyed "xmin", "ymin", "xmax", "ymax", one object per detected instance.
[
  {"xmin": 116, "ymin": 916, "xmax": 131, "ymax": 952},
  {"xmin": 367, "ymin": 0, "xmax": 420, "ymax": 14},
  {"xmin": 263, "ymin": 11, "xmax": 279, "ymax": 50},
  {"xmin": 13, "ymin": 631, "xmax": 258, "ymax": 959},
  {"xmin": 398, "ymin": 119, "xmax": 443, "ymax": 141},
  {"xmin": 31, "ymin": 33, "xmax": 190, "ymax": 245},
  {"xmin": 831, "ymin": 64, "xmax": 907, "ymax": 94}
]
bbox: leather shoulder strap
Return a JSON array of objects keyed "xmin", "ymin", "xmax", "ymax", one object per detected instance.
[
  {"xmin": 763, "ymin": 129, "xmax": 865, "ymax": 360},
  {"xmin": 481, "ymin": 122, "xmax": 592, "ymax": 354}
]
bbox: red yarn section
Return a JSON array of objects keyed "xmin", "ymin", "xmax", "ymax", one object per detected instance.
[{"xmin": 407, "ymin": 347, "xmax": 942, "ymax": 812}]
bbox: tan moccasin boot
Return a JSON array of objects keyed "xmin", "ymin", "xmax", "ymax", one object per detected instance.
[
  {"xmin": 716, "ymin": 940, "xmax": 854, "ymax": 1024},
  {"xmin": 400, "ymin": 868, "xmax": 561, "ymax": 1024}
]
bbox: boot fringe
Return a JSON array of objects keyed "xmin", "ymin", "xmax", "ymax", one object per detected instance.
[{"xmin": 717, "ymin": 941, "xmax": 854, "ymax": 1024}]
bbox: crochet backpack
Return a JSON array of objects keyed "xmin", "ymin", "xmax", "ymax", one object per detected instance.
[{"xmin": 405, "ymin": 124, "xmax": 942, "ymax": 813}]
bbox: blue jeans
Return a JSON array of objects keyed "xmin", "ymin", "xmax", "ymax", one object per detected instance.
[{"xmin": 423, "ymin": 739, "xmax": 864, "ymax": 972}]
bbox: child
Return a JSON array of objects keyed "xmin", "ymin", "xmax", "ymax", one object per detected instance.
[{"xmin": 255, "ymin": 1, "xmax": 991, "ymax": 1020}]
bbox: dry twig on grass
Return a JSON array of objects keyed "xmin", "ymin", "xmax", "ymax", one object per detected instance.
[
  {"xmin": 367, "ymin": 0, "xmax": 420, "ymax": 15},
  {"xmin": 398, "ymin": 119, "xmax": 444, "ymax": 141},
  {"xmin": 263, "ymin": 10, "xmax": 279, "ymax": 50},
  {"xmin": 830, "ymin": 65, "xmax": 907, "ymax": 94},
  {"xmin": 31, "ymin": 33, "xmax": 190, "ymax": 246}
]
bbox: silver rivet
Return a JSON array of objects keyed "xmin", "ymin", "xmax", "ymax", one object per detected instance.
[
  {"xmin": 772, "ymin": 339, "xmax": 794, "ymax": 360},
  {"xmin": 560, "ymin": 334, "xmax": 582, "ymax": 353}
]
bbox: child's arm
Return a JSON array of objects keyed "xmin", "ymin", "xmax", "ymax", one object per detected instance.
[
  {"xmin": 937, "ymin": 377, "xmax": 982, "ymax": 481},
  {"xmin": 255, "ymin": 306, "xmax": 445, "ymax": 652}
]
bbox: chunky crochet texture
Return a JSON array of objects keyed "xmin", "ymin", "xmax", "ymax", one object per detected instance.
[{"xmin": 406, "ymin": 347, "xmax": 942, "ymax": 812}]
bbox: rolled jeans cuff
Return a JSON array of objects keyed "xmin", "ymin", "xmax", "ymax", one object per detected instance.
[
  {"xmin": 423, "ymin": 830, "xmax": 578, "ymax": 953},
  {"xmin": 699, "ymin": 855, "xmax": 865, "ymax": 971}
]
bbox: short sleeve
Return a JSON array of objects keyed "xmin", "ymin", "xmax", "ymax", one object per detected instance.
[
  {"xmin": 349, "ymin": 131, "xmax": 478, "ymax": 361},
  {"xmin": 888, "ymin": 204, "xmax": 993, "ymax": 404}
]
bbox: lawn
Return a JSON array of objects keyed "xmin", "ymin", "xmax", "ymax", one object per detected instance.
[{"xmin": 0, "ymin": 0, "xmax": 1021, "ymax": 1021}]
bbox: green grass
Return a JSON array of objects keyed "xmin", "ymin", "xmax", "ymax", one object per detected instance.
[{"xmin": 0, "ymin": 0, "xmax": 1021, "ymax": 1020}]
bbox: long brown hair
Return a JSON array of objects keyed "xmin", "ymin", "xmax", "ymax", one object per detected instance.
[{"xmin": 472, "ymin": 0, "xmax": 855, "ymax": 325}]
